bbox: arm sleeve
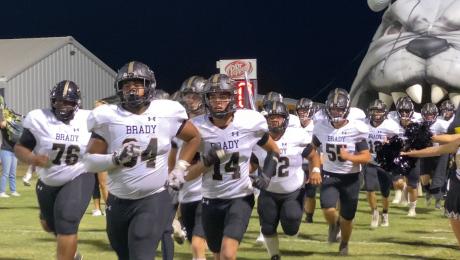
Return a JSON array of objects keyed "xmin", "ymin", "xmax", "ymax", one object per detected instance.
[
  {"xmin": 312, "ymin": 135, "xmax": 321, "ymax": 147},
  {"xmin": 257, "ymin": 132, "xmax": 270, "ymax": 146},
  {"xmin": 18, "ymin": 128, "xmax": 37, "ymax": 150},
  {"xmin": 355, "ymin": 139, "xmax": 369, "ymax": 152},
  {"xmin": 302, "ymin": 144, "xmax": 314, "ymax": 158}
]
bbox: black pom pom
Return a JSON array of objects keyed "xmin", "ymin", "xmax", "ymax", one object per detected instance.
[
  {"xmin": 375, "ymin": 135, "xmax": 416, "ymax": 176},
  {"xmin": 404, "ymin": 122, "xmax": 433, "ymax": 150}
]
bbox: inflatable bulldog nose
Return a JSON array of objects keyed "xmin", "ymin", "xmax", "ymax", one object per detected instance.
[{"xmin": 406, "ymin": 36, "xmax": 449, "ymax": 60}]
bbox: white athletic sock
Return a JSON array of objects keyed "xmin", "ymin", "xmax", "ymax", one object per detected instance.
[
  {"xmin": 263, "ymin": 234, "xmax": 280, "ymax": 257},
  {"xmin": 409, "ymin": 200, "xmax": 417, "ymax": 209},
  {"xmin": 23, "ymin": 166, "xmax": 33, "ymax": 181}
]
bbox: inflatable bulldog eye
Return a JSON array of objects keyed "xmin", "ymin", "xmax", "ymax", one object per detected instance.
[{"xmin": 367, "ymin": 0, "xmax": 391, "ymax": 12}]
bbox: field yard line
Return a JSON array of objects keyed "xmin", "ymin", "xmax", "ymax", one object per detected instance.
[
  {"xmin": 279, "ymin": 237, "xmax": 456, "ymax": 246},
  {"xmin": 0, "ymin": 229, "xmax": 104, "ymax": 234},
  {"xmin": 420, "ymin": 236, "xmax": 448, "ymax": 240}
]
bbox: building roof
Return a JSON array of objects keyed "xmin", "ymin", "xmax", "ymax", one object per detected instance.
[{"xmin": 0, "ymin": 36, "xmax": 115, "ymax": 81}]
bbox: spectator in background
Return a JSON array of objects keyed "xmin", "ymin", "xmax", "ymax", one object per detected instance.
[{"xmin": 0, "ymin": 95, "xmax": 21, "ymax": 198}]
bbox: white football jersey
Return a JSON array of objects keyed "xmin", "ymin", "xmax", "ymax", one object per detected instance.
[
  {"xmin": 438, "ymin": 115, "xmax": 455, "ymax": 125},
  {"xmin": 253, "ymin": 127, "xmax": 308, "ymax": 193},
  {"xmin": 87, "ymin": 100, "xmax": 187, "ymax": 200},
  {"xmin": 313, "ymin": 119, "xmax": 369, "ymax": 174},
  {"xmin": 176, "ymin": 137, "xmax": 203, "ymax": 203},
  {"xmin": 366, "ymin": 118, "xmax": 400, "ymax": 155},
  {"xmin": 312, "ymin": 107, "xmax": 366, "ymax": 123},
  {"xmin": 288, "ymin": 114, "xmax": 302, "ymax": 128},
  {"xmin": 22, "ymin": 109, "xmax": 91, "ymax": 186},
  {"xmin": 300, "ymin": 121, "xmax": 314, "ymax": 167},
  {"xmin": 428, "ymin": 119, "xmax": 449, "ymax": 135},
  {"xmin": 193, "ymin": 109, "xmax": 268, "ymax": 199}
]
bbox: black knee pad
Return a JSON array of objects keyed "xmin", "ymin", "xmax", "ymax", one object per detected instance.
[{"xmin": 304, "ymin": 183, "xmax": 318, "ymax": 198}]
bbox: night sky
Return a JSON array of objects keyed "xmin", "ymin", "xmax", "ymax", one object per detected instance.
[{"xmin": 0, "ymin": 1, "xmax": 382, "ymax": 102}]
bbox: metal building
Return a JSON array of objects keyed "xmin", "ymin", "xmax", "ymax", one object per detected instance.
[{"xmin": 0, "ymin": 36, "xmax": 116, "ymax": 114}]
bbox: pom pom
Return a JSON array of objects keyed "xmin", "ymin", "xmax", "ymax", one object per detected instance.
[
  {"xmin": 375, "ymin": 135, "xmax": 416, "ymax": 176},
  {"xmin": 404, "ymin": 122, "xmax": 433, "ymax": 150}
]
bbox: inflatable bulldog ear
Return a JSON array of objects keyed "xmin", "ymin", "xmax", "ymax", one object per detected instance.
[{"xmin": 367, "ymin": 0, "xmax": 391, "ymax": 12}]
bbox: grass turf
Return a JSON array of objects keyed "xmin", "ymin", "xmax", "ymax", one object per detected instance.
[{"xmin": 0, "ymin": 163, "xmax": 459, "ymax": 259}]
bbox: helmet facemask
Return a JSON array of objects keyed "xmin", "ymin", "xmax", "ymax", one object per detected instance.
[
  {"xmin": 183, "ymin": 91, "xmax": 204, "ymax": 114},
  {"xmin": 203, "ymin": 74, "xmax": 236, "ymax": 119},
  {"xmin": 268, "ymin": 114, "xmax": 289, "ymax": 134},
  {"xmin": 205, "ymin": 91, "xmax": 235, "ymax": 119},
  {"xmin": 266, "ymin": 101, "xmax": 290, "ymax": 134},
  {"xmin": 50, "ymin": 80, "xmax": 81, "ymax": 122},
  {"xmin": 115, "ymin": 61, "xmax": 156, "ymax": 110},
  {"xmin": 326, "ymin": 93, "xmax": 350, "ymax": 124},
  {"xmin": 421, "ymin": 103, "xmax": 438, "ymax": 125},
  {"xmin": 117, "ymin": 79, "xmax": 152, "ymax": 109}
]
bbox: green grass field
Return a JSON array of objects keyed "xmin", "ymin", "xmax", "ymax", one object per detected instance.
[{"xmin": 0, "ymin": 163, "xmax": 459, "ymax": 260}]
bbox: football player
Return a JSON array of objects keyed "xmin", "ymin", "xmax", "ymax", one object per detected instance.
[
  {"xmin": 312, "ymin": 88, "xmax": 366, "ymax": 122},
  {"xmin": 419, "ymin": 103, "xmax": 449, "ymax": 209},
  {"xmin": 252, "ymin": 101, "xmax": 321, "ymax": 260},
  {"xmin": 14, "ymin": 80, "xmax": 93, "ymax": 260},
  {"xmin": 295, "ymin": 98, "xmax": 317, "ymax": 223},
  {"xmin": 391, "ymin": 96, "xmax": 421, "ymax": 216},
  {"xmin": 83, "ymin": 61, "xmax": 201, "ymax": 260},
  {"xmin": 176, "ymin": 75, "xmax": 208, "ymax": 260},
  {"xmin": 439, "ymin": 100, "xmax": 455, "ymax": 123},
  {"xmin": 185, "ymin": 74, "xmax": 280, "ymax": 260},
  {"xmin": 310, "ymin": 89, "xmax": 371, "ymax": 255},
  {"xmin": 364, "ymin": 99, "xmax": 400, "ymax": 228},
  {"xmin": 261, "ymin": 91, "xmax": 301, "ymax": 128}
]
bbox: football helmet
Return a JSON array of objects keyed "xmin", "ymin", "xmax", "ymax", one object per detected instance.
[
  {"xmin": 170, "ymin": 90, "xmax": 182, "ymax": 102},
  {"xmin": 439, "ymin": 100, "xmax": 455, "ymax": 120},
  {"xmin": 262, "ymin": 91, "xmax": 283, "ymax": 104},
  {"xmin": 296, "ymin": 98, "xmax": 313, "ymax": 126},
  {"xmin": 203, "ymin": 74, "xmax": 237, "ymax": 119},
  {"xmin": 180, "ymin": 76, "xmax": 206, "ymax": 113},
  {"xmin": 325, "ymin": 89, "xmax": 350, "ymax": 123},
  {"xmin": 266, "ymin": 101, "xmax": 290, "ymax": 133},
  {"xmin": 152, "ymin": 89, "xmax": 170, "ymax": 100},
  {"xmin": 396, "ymin": 96, "xmax": 414, "ymax": 121},
  {"xmin": 421, "ymin": 102, "xmax": 438, "ymax": 124},
  {"xmin": 367, "ymin": 99, "xmax": 388, "ymax": 125},
  {"xmin": 115, "ymin": 61, "xmax": 156, "ymax": 109},
  {"xmin": 50, "ymin": 80, "xmax": 81, "ymax": 122},
  {"xmin": 296, "ymin": 98, "xmax": 313, "ymax": 116}
]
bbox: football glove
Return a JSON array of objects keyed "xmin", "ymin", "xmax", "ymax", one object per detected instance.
[
  {"xmin": 202, "ymin": 147, "xmax": 226, "ymax": 167},
  {"xmin": 112, "ymin": 141, "xmax": 142, "ymax": 166}
]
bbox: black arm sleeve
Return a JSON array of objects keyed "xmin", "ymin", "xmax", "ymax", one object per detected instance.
[
  {"xmin": 312, "ymin": 135, "xmax": 321, "ymax": 147},
  {"xmin": 18, "ymin": 128, "xmax": 36, "ymax": 150},
  {"xmin": 301, "ymin": 144, "xmax": 314, "ymax": 158},
  {"xmin": 250, "ymin": 153, "xmax": 259, "ymax": 165},
  {"xmin": 91, "ymin": 132, "xmax": 106, "ymax": 143},
  {"xmin": 257, "ymin": 132, "xmax": 270, "ymax": 146},
  {"xmin": 175, "ymin": 120, "xmax": 187, "ymax": 136},
  {"xmin": 355, "ymin": 139, "xmax": 369, "ymax": 152}
]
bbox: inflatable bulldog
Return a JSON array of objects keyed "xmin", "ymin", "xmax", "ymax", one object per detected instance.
[{"xmin": 350, "ymin": 0, "xmax": 460, "ymax": 109}]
